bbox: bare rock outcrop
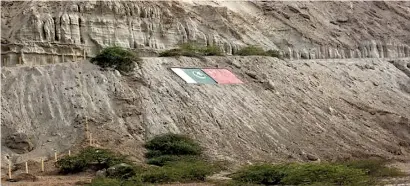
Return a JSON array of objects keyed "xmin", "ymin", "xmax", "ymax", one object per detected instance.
[{"xmin": 2, "ymin": 57, "xmax": 410, "ymax": 166}]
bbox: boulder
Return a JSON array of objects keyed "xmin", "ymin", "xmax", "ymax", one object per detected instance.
[
  {"xmin": 13, "ymin": 173, "xmax": 38, "ymax": 182},
  {"xmin": 5, "ymin": 133, "xmax": 35, "ymax": 154},
  {"xmin": 96, "ymin": 169, "xmax": 107, "ymax": 178},
  {"xmin": 107, "ymin": 163, "xmax": 135, "ymax": 179}
]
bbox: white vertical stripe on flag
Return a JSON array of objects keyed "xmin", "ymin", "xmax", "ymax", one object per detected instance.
[{"xmin": 171, "ymin": 68, "xmax": 197, "ymax": 83}]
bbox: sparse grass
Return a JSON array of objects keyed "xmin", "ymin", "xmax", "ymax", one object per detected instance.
[
  {"xmin": 235, "ymin": 45, "xmax": 282, "ymax": 58},
  {"xmin": 159, "ymin": 42, "xmax": 223, "ymax": 57}
]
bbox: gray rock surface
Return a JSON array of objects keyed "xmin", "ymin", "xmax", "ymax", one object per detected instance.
[{"xmin": 2, "ymin": 57, "xmax": 410, "ymax": 167}]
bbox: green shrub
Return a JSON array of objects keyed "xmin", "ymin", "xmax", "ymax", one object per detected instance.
[
  {"xmin": 266, "ymin": 49, "xmax": 281, "ymax": 58},
  {"xmin": 141, "ymin": 160, "xmax": 217, "ymax": 183},
  {"xmin": 200, "ymin": 45, "xmax": 223, "ymax": 56},
  {"xmin": 235, "ymin": 46, "xmax": 282, "ymax": 58},
  {"xmin": 147, "ymin": 155, "xmax": 184, "ymax": 166},
  {"xmin": 79, "ymin": 147, "xmax": 126, "ymax": 168},
  {"xmin": 236, "ymin": 46, "xmax": 267, "ymax": 56},
  {"xmin": 281, "ymin": 163, "xmax": 369, "ymax": 186},
  {"xmin": 159, "ymin": 42, "xmax": 223, "ymax": 57},
  {"xmin": 145, "ymin": 133, "xmax": 202, "ymax": 158},
  {"xmin": 56, "ymin": 156, "xmax": 87, "ymax": 174},
  {"xmin": 230, "ymin": 164, "xmax": 287, "ymax": 185},
  {"xmin": 231, "ymin": 163, "xmax": 371, "ymax": 186},
  {"xmin": 158, "ymin": 48, "xmax": 183, "ymax": 57},
  {"xmin": 56, "ymin": 147, "xmax": 127, "ymax": 174},
  {"xmin": 342, "ymin": 159, "xmax": 405, "ymax": 178},
  {"xmin": 90, "ymin": 46, "xmax": 140, "ymax": 73}
]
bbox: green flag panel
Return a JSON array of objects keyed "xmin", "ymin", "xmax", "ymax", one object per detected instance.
[{"xmin": 181, "ymin": 68, "xmax": 217, "ymax": 84}]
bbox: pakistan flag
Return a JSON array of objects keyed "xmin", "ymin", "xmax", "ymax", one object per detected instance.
[{"xmin": 171, "ymin": 68, "xmax": 216, "ymax": 84}]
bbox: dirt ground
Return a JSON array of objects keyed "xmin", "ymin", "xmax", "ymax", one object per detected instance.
[{"xmin": 2, "ymin": 159, "xmax": 410, "ymax": 186}]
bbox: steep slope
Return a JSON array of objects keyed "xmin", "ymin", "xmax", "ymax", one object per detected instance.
[{"xmin": 2, "ymin": 57, "xmax": 410, "ymax": 166}]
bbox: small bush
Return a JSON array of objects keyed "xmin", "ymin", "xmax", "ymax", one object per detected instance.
[
  {"xmin": 146, "ymin": 155, "xmax": 190, "ymax": 166},
  {"xmin": 236, "ymin": 46, "xmax": 282, "ymax": 58},
  {"xmin": 200, "ymin": 45, "xmax": 223, "ymax": 56},
  {"xmin": 159, "ymin": 42, "xmax": 223, "ymax": 57},
  {"xmin": 56, "ymin": 147, "xmax": 126, "ymax": 174},
  {"xmin": 230, "ymin": 164, "xmax": 287, "ymax": 185},
  {"xmin": 55, "ymin": 156, "xmax": 87, "ymax": 174},
  {"xmin": 265, "ymin": 49, "xmax": 281, "ymax": 58},
  {"xmin": 141, "ymin": 160, "xmax": 217, "ymax": 183},
  {"xmin": 158, "ymin": 48, "xmax": 184, "ymax": 57},
  {"xmin": 236, "ymin": 46, "xmax": 267, "ymax": 56},
  {"xmin": 281, "ymin": 163, "xmax": 369, "ymax": 186},
  {"xmin": 231, "ymin": 163, "xmax": 371, "ymax": 186},
  {"xmin": 145, "ymin": 133, "xmax": 202, "ymax": 159},
  {"xmin": 90, "ymin": 46, "xmax": 140, "ymax": 73}
]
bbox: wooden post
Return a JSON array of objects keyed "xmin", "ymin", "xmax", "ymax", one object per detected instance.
[
  {"xmin": 62, "ymin": 54, "xmax": 65, "ymax": 63},
  {"xmin": 85, "ymin": 117, "xmax": 89, "ymax": 132},
  {"xmin": 83, "ymin": 49, "xmax": 86, "ymax": 60},
  {"xmin": 89, "ymin": 133, "xmax": 93, "ymax": 146},
  {"xmin": 8, "ymin": 160, "xmax": 12, "ymax": 179},
  {"xmin": 54, "ymin": 151, "xmax": 58, "ymax": 162},
  {"xmin": 25, "ymin": 162, "xmax": 29, "ymax": 174},
  {"xmin": 41, "ymin": 158, "xmax": 44, "ymax": 172},
  {"xmin": 68, "ymin": 150, "xmax": 71, "ymax": 157},
  {"xmin": 18, "ymin": 56, "xmax": 22, "ymax": 65}
]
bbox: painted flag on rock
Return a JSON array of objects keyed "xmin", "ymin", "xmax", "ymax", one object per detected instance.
[
  {"xmin": 171, "ymin": 68, "xmax": 217, "ymax": 84},
  {"xmin": 202, "ymin": 68, "xmax": 243, "ymax": 84}
]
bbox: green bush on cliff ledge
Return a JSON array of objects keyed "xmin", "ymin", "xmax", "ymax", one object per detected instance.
[
  {"xmin": 91, "ymin": 46, "xmax": 140, "ymax": 73},
  {"xmin": 235, "ymin": 45, "xmax": 282, "ymax": 58},
  {"xmin": 159, "ymin": 42, "xmax": 223, "ymax": 57}
]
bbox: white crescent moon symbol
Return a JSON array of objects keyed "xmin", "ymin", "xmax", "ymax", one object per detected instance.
[{"xmin": 192, "ymin": 71, "xmax": 206, "ymax": 79}]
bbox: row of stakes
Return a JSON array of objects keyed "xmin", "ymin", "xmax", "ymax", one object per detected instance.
[{"xmin": 7, "ymin": 117, "xmax": 94, "ymax": 180}]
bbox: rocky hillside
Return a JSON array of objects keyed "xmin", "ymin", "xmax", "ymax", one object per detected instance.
[
  {"xmin": 2, "ymin": 57, "xmax": 410, "ymax": 166},
  {"xmin": 1, "ymin": 1, "xmax": 410, "ymax": 66},
  {"xmin": 1, "ymin": 1, "xmax": 410, "ymax": 169}
]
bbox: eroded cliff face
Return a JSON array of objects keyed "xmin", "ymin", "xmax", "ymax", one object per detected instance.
[
  {"xmin": 2, "ymin": 57, "xmax": 410, "ymax": 166},
  {"xmin": 1, "ymin": 1, "xmax": 410, "ymax": 67},
  {"xmin": 1, "ymin": 0, "xmax": 410, "ymax": 168}
]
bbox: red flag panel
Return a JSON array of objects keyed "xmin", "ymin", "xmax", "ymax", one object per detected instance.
[{"xmin": 202, "ymin": 68, "xmax": 243, "ymax": 84}]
